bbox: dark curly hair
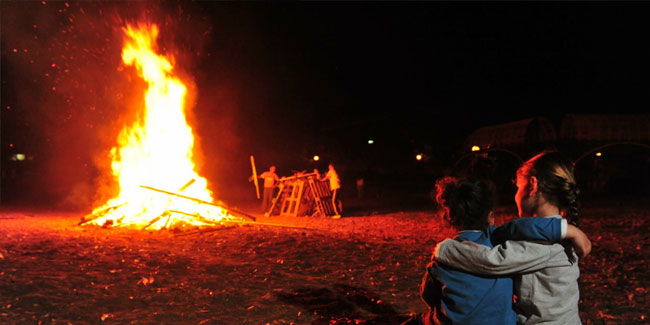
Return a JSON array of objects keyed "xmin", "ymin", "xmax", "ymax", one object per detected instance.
[
  {"xmin": 517, "ymin": 151, "xmax": 581, "ymax": 226},
  {"xmin": 435, "ymin": 176, "xmax": 495, "ymax": 230}
]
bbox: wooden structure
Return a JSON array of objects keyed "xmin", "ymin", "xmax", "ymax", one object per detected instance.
[{"xmin": 266, "ymin": 171, "xmax": 339, "ymax": 218}]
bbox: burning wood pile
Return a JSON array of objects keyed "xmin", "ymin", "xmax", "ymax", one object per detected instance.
[
  {"xmin": 79, "ymin": 180, "xmax": 255, "ymax": 230},
  {"xmin": 80, "ymin": 23, "xmax": 244, "ymax": 231}
]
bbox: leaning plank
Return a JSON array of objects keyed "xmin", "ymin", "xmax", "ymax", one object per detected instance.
[
  {"xmin": 78, "ymin": 202, "xmax": 127, "ymax": 225},
  {"xmin": 141, "ymin": 211, "xmax": 169, "ymax": 230},
  {"xmin": 169, "ymin": 209, "xmax": 223, "ymax": 226},
  {"xmin": 218, "ymin": 219, "xmax": 320, "ymax": 231},
  {"xmin": 139, "ymin": 185, "xmax": 256, "ymax": 221}
]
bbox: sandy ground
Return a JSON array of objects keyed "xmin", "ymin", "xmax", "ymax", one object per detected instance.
[{"xmin": 0, "ymin": 201, "xmax": 648, "ymax": 324}]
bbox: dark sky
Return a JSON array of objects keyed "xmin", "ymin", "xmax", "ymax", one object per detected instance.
[
  {"xmin": 2, "ymin": 1, "xmax": 650, "ymax": 206},
  {"xmin": 190, "ymin": 1, "xmax": 650, "ymax": 163},
  {"xmin": 194, "ymin": 2, "xmax": 650, "ymax": 120}
]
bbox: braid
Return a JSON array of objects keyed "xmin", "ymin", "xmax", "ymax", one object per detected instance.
[
  {"xmin": 564, "ymin": 182, "xmax": 581, "ymax": 226},
  {"xmin": 526, "ymin": 151, "xmax": 581, "ymax": 225}
]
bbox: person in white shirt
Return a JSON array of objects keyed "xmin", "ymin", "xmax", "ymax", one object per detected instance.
[
  {"xmin": 250, "ymin": 165, "xmax": 280, "ymax": 212},
  {"xmin": 321, "ymin": 163, "xmax": 342, "ymax": 218}
]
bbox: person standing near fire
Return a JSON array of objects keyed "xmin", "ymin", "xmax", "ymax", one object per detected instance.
[
  {"xmin": 321, "ymin": 163, "xmax": 342, "ymax": 218},
  {"xmin": 249, "ymin": 165, "xmax": 280, "ymax": 213}
]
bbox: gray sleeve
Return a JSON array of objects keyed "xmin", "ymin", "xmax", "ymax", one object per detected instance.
[{"xmin": 434, "ymin": 239, "xmax": 572, "ymax": 275}]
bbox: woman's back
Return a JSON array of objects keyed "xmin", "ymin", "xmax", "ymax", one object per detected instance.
[
  {"xmin": 514, "ymin": 240, "xmax": 581, "ymax": 324},
  {"xmin": 434, "ymin": 221, "xmax": 583, "ymax": 324},
  {"xmin": 435, "ymin": 147, "xmax": 588, "ymax": 324}
]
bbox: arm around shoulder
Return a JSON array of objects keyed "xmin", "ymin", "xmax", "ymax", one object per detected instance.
[
  {"xmin": 565, "ymin": 224, "xmax": 591, "ymax": 259},
  {"xmin": 490, "ymin": 217, "xmax": 563, "ymax": 245},
  {"xmin": 434, "ymin": 238, "xmax": 568, "ymax": 275}
]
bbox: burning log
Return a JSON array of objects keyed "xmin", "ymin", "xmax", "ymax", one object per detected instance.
[
  {"xmin": 219, "ymin": 220, "xmax": 321, "ymax": 231},
  {"xmin": 173, "ymin": 219, "xmax": 321, "ymax": 237},
  {"xmin": 163, "ymin": 212, "xmax": 173, "ymax": 229},
  {"xmin": 173, "ymin": 225, "xmax": 238, "ymax": 237},
  {"xmin": 139, "ymin": 185, "xmax": 257, "ymax": 221},
  {"xmin": 80, "ymin": 179, "xmax": 198, "ymax": 227},
  {"xmin": 169, "ymin": 209, "xmax": 223, "ymax": 226},
  {"xmin": 178, "ymin": 178, "xmax": 196, "ymax": 192},
  {"xmin": 78, "ymin": 202, "xmax": 127, "ymax": 226},
  {"xmin": 141, "ymin": 211, "xmax": 171, "ymax": 231},
  {"xmin": 164, "ymin": 209, "xmax": 319, "ymax": 235}
]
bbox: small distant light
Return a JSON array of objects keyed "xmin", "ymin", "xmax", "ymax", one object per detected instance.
[
  {"xmin": 471, "ymin": 145, "xmax": 480, "ymax": 152},
  {"xmin": 595, "ymin": 152, "xmax": 602, "ymax": 157},
  {"xmin": 368, "ymin": 139, "xmax": 374, "ymax": 144},
  {"xmin": 313, "ymin": 155, "xmax": 320, "ymax": 161},
  {"xmin": 11, "ymin": 154, "xmax": 26, "ymax": 161},
  {"xmin": 416, "ymin": 154, "xmax": 423, "ymax": 161},
  {"xmin": 9, "ymin": 143, "xmax": 13, "ymax": 148}
]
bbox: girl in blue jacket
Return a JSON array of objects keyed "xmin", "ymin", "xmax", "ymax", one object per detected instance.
[{"xmin": 404, "ymin": 176, "xmax": 588, "ymax": 324}]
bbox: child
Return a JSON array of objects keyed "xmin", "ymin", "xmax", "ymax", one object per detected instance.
[
  {"xmin": 434, "ymin": 151, "xmax": 591, "ymax": 324},
  {"xmin": 404, "ymin": 176, "xmax": 588, "ymax": 324}
]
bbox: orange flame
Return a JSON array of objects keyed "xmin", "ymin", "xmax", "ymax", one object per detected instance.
[{"xmin": 87, "ymin": 23, "xmax": 229, "ymax": 229}]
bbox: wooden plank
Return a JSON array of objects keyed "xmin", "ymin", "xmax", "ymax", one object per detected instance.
[
  {"xmin": 139, "ymin": 185, "xmax": 256, "ymax": 221},
  {"xmin": 250, "ymin": 155, "xmax": 260, "ymax": 199}
]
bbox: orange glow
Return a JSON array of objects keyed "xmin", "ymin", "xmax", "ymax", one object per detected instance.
[
  {"xmin": 595, "ymin": 152, "xmax": 602, "ymax": 157},
  {"xmin": 313, "ymin": 155, "xmax": 320, "ymax": 161},
  {"xmin": 416, "ymin": 154, "xmax": 423, "ymax": 161},
  {"xmin": 87, "ymin": 23, "xmax": 229, "ymax": 229},
  {"xmin": 471, "ymin": 145, "xmax": 480, "ymax": 152}
]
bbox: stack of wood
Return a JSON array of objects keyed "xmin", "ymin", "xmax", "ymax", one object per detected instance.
[
  {"xmin": 266, "ymin": 171, "xmax": 339, "ymax": 218},
  {"xmin": 79, "ymin": 183, "xmax": 256, "ymax": 230}
]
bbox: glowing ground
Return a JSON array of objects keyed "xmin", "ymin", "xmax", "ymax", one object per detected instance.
[{"xmin": 0, "ymin": 202, "xmax": 647, "ymax": 324}]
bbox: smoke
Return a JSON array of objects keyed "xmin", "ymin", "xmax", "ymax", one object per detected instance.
[{"xmin": 1, "ymin": 1, "xmax": 225, "ymax": 210}]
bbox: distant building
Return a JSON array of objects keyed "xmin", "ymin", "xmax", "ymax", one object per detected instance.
[
  {"xmin": 463, "ymin": 117, "xmax": 557, "ymax": 160},
  {"xmin": 458, "ymin": 114, "xmax": 650, "ymax": 198}
]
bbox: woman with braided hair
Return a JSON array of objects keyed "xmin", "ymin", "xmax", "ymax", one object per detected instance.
[
  {"xmin": 403, "ymin": 175, "xmax": 589, "ymax": 325},
  {"xmin": 434, "ymin": 151, "xmax": 592, "ymax": 324}
]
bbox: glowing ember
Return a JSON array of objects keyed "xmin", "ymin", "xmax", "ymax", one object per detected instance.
[{"xmin": 85, "ymin": 23, "xmax": 229, "ymax": 229}]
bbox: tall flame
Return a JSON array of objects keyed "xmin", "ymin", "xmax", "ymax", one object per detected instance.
[{"xmin": 87, "ymin": 23, "xmax": 228, "ymax": 229}]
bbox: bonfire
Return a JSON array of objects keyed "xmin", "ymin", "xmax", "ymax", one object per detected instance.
[{"xmin": 80, "ymin": 23, "xmax": 237, "ymax": 230}]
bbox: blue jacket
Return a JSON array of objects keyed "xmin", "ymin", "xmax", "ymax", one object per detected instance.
[{"xmin": 420, "ymin": 217, "xmax": 563, "ymax": 324}]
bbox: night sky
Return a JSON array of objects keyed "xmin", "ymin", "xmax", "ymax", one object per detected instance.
[{"xmin": 2, "ymin": 1, "xmax": 650, "ymax": 207}]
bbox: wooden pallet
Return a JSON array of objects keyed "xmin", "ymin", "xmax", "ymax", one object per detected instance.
[{"xmin": 266, "ymin": 172, "xmax": 339, "ymax": 218}]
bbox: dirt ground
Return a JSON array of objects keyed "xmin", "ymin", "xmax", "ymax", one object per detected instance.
[{"xmin": 0, "ymin": 200, "xmax": 648, "ymax": 324}]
